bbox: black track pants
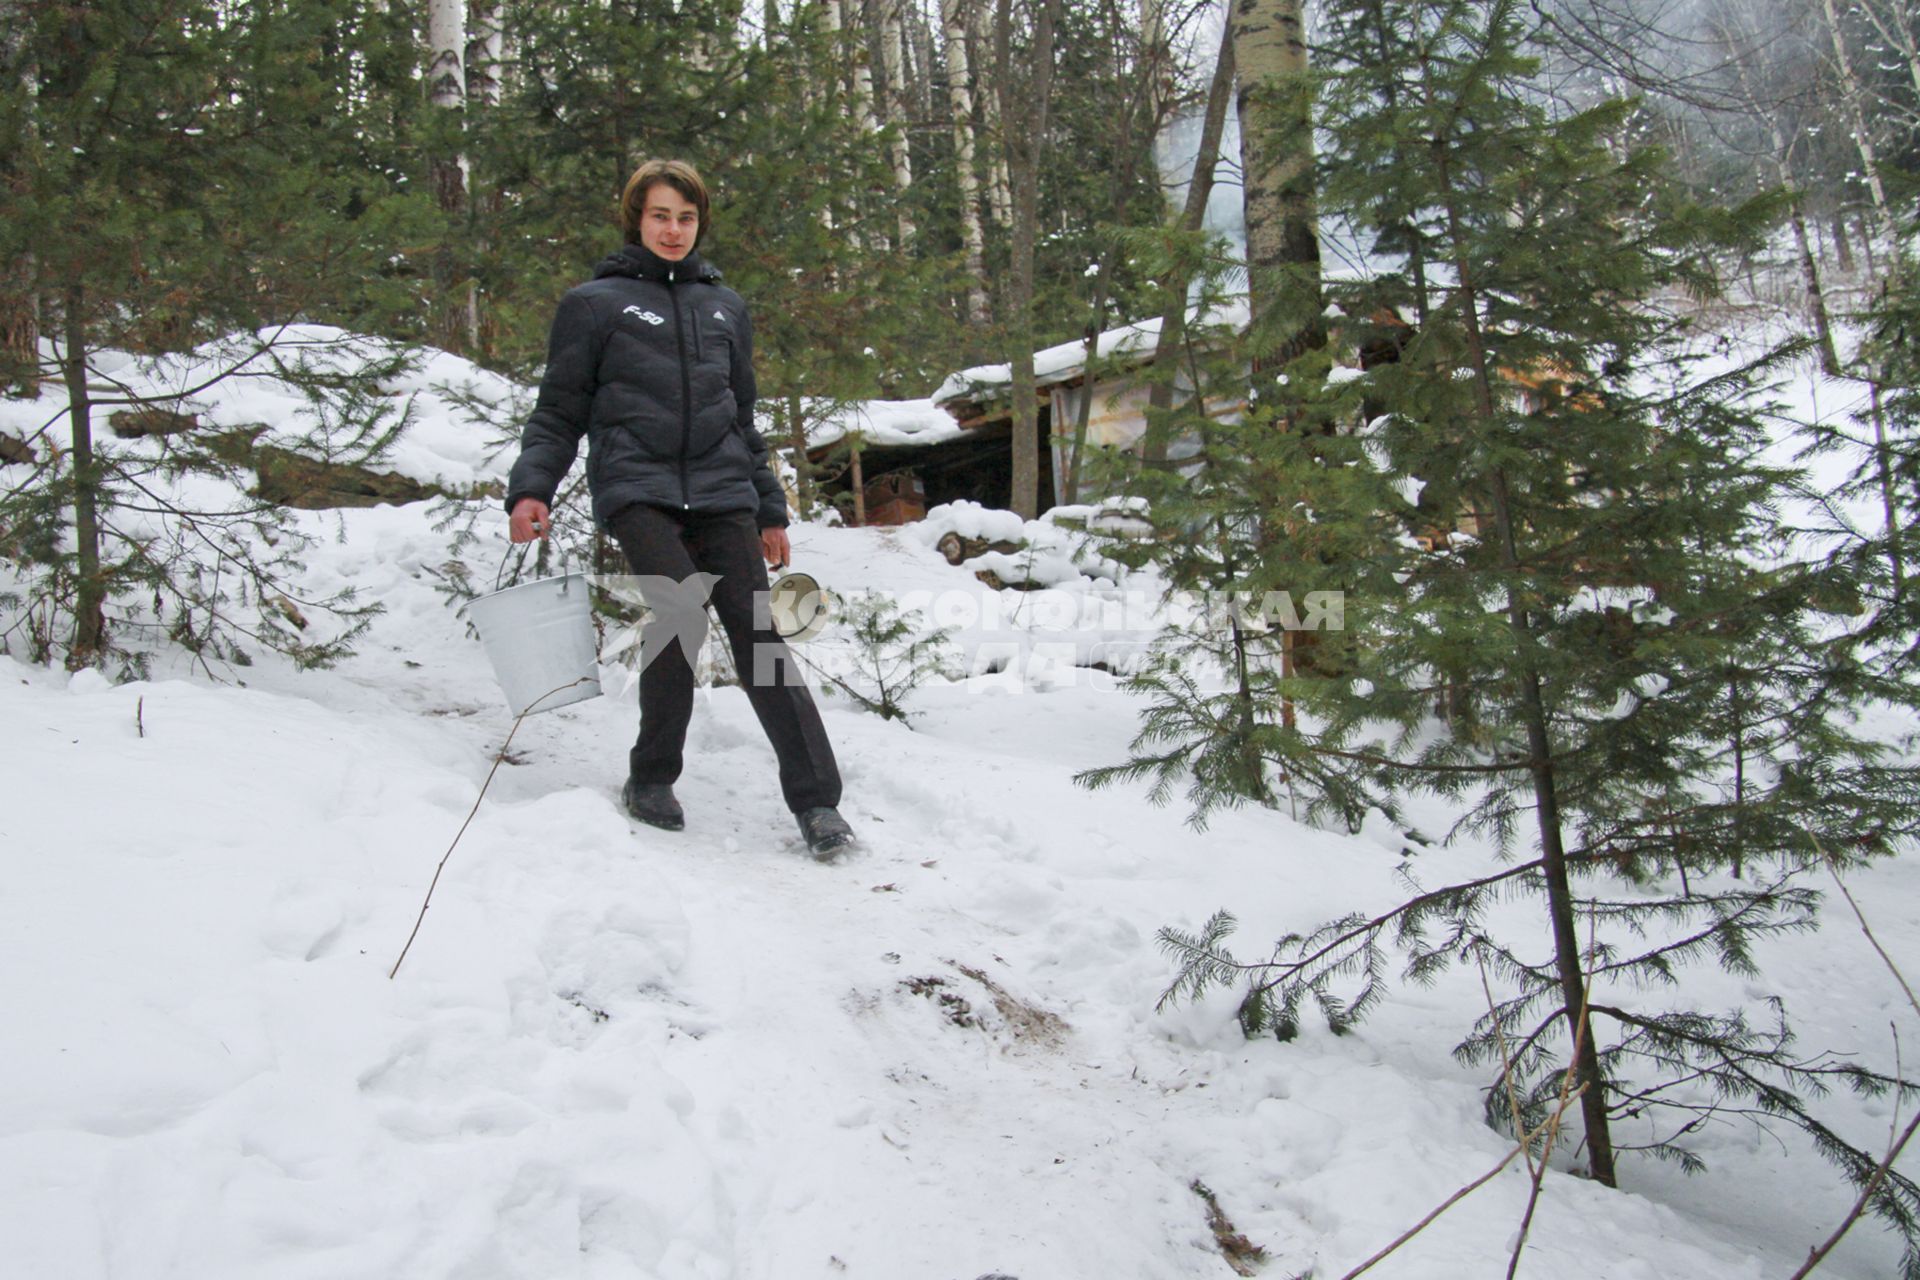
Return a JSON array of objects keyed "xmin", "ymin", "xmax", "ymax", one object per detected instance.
[{"xmin": 607, "ymin": 503, "xmax": 841, "ymax": 813}]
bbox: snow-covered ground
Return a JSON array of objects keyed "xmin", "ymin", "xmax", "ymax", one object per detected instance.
[{"xmin": 1, "ymin": 336, "xmax": 1915, "ymax": 1279}]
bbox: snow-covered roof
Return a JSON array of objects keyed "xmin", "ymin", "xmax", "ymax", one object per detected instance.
[
  {"xmin": 931, "ymin": 299, "xmax": 1251, "ymax": 408},
  {"xmin": 803, "ymin": 398, "xmax": 965, "ymax": 451}
]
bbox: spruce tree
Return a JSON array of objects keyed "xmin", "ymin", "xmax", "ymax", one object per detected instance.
[
  {"xmin": 1076, "ymin": 232, "xmax": 1360, "ymax": 827},
  {"xmin": 0, "ymin": 0, "xmax": 425, "ymax": 673},
  {"xmin": 463, "ymin": 1, "xmax": 959, "ymax": 395},
  {"xmin": 1088, "ymin": 0, "xmax": 1920, "ymax": 1257}
]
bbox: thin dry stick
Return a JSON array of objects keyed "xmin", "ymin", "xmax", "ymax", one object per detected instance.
[
  {"xmin": 1506, "ymin": 914, "xmax": 1601, "ymax": 1280},
  {"xmin": 1505, "ymin": 1080, "xmax": 1576, "ymax": 1280},
  {"xmin": 1782, "ymin": 842, "xmax": 1920, "ymax": 1279},
  {"xmin": 1821, "ymin": 844, "xmax": 1920, "ymax": 1021},
  {"xmin": 1786, "ymin": 1110, "xmax": 1920, "ymax": 1280},
  {"xmin": 1478, "ymin": 953, "xmax": 1540, "ymax": 1181},
  {"xmin": 388, "ymin": 677, "xmax": 593, "ymax": 980},
  {"xmin": 1332, "ymin": 1085, "xmax": 1589, "ymax": 1280}
]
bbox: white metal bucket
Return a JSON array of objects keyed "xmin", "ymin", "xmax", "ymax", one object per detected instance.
[{"xmin": 466, "ymin": 573, "xmax": 602, "ymax": 716}]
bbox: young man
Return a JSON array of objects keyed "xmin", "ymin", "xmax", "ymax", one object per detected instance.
[{"xmin": 503, "ymin": 158, "xmax": 854, "ymax": 858}]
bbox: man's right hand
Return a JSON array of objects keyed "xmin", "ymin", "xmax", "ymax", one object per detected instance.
[{"xmin": 509, "ymin": 498, "xmax": 551, "ymax": 543}]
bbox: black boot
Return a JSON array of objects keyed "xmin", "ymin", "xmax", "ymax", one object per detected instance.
[
  {"xmin": 623, "ymin": 778, "xmax": 685, "ymax": 831},
  {"xmin": 795, "ymin": 806, "xmax": 855, "ymax": 859}
]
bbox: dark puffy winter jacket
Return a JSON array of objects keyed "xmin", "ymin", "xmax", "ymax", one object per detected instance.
[{"xmin": 504, "ymin": 243, "xmax": 788, "ymax": 529}]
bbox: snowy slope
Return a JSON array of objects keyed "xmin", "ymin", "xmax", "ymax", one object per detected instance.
[
  {"xmin": 0, "ymin": 328, "xmax": 520, "ymax": 494},
  {"xmin": 2, "ymin": 340, "xmax": 1916, "ymax": 1279}
]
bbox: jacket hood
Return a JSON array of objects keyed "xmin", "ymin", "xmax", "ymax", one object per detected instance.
[{"xmin": 594, "ymin": 242, "xmax": 723, "ymax": 284}]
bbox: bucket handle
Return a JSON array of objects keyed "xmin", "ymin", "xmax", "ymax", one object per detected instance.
[
  {"xmin": 495, "ymin": 537, "xmax": 576, "ymax": 594},
  {"xmin": 496, "ymin": 540, "xmax": 532, "ymax": 593}
]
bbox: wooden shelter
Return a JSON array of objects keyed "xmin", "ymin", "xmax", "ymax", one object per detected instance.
[{"xmin": 801, "ymin": 303, "xmax": 1253, "ymax": 525}]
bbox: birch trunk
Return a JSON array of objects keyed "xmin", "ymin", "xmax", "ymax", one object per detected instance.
[
  {"xmin": 464, "ymin": 0, "xmax": 502, "ymax": 355},
  {"xmin": 1232, "ymin": 0, "xmax": 1322, "ymax": 368},
  {"xmin": 1728, "ymin": 4, "xmax": 1902, "ymax": 596},
  {"xmin": 427, "ymin": 0, "xmax": 467, "ymax": 181},
  {"xmin": 427, "ymin": 0, "xmax": 469, "ymax": 354},
  {"xmin": 691, "ymin": 0, "xmax": 745, "ymax": 74},
  {"xmin": 878, "ymin": 0, "xmax": 916, "ymax": 247},
  {"xmin": 1854, "ymin": 0, "xmax": 1920, "ymax": 125},
  {"xmin": 464, "ymin": 1, "xmax": 502, "ymax": 106},
  {"xmin": 1139, "ymin": 0, "xmax": 1162, "ymax": 54},
  {"xmin": 1787, "ymin": 192, "xmax": 1841, "ymax": 377},
  {"xmin": 1720, "ymin": 9, "xmax": 1840, "ymax": 372},
  {"xmin": 1815, "ymin": 0, "xmax": 1909, "ymax": 596},
  {"xmin": 842, "ymin": 0, "xmax": 879, "ymax": 136},
  {"xmin": 974, "ymin": 0, "xmax": 1014, "ymax": 228},
  {"xmin": 943, "ymin": 0, "xmax": 990, "ymax": 323},
  {"xmin": 1143, "ymin": 19, "xmax": 1235, "ymax": 464},
  {"xmin": 816, "ymin": 0, "xmax": 858, "ymax": 248},
  {"xmin": 1819, "ymin": 0, "xmax": 1898, "ymax": 257}
]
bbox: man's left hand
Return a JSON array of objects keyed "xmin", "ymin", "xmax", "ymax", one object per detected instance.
[{"xmin": 761, "ymin": 527, "xmax": 790, "ymax": 570}]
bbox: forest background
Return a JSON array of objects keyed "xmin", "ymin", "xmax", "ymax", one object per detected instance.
[
  {"xmin": 7, "ymin": 0, "xmax": 1910, "ymax": 499},
  {"xmin": 6, "ymin": 0, "xmax": 1920, "ymax": 1271}
]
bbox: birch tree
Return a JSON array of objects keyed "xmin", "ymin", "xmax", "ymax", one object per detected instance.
[
  {"xmin": 1232, "ymin": 0, "xmax": 1322, "ymax": 370},
  {"xmin": 821, "ymin": 0, "xmax": 892, "ymax": 248},
  {"xmin": 1724, "ymin": 22, "xmax": 1842, "ymax": 374},
  {"xmin": 426, "ymin": 0, "xmax": 471, "ymax": 353},
  {"xmin": 1140, "ymin": 15, "xmax": 1235, "ymax": 466},
  {"xmin": 1813, "ymin": 0, "xmax": 1912, "ymax": 600},
  {"xmin": 973, "ymin": 0, "xmax": 1015, "ymax": 227},
  {"xmin": 464, "ymin": 0, "xmax": 505, "ymax": 357},
  {"xmin": 466, "ymin": 0, "xmax": 503, "ymax": 107},
  {"xmin": 842, "ymin": 0, "xmax": 880, "ymax": 137},
  {"xmin": 1849, "ymin": 0, "xmax": 1920, "ymax": 160},
  {"xmin": 427, "ymin": 0, "xmax": 466, "ymax": 210},
  {"xmin": 1818, "ymin": 0, "xmax": 1908, "ymax": 257},
  {"xmin": 878, "ymin": 0, "xmax": 917, "ymax": 247},
  {"xmin": 689, "ymin": 0, "xmax": 746, "ymax": 73},
  {"xmin": 942, "ymin": 0, "xmax": 991, "ymax": 323}
]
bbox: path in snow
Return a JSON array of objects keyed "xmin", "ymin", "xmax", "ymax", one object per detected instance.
[{"xmin": 2, "ymin": 500, "xmax": 1911, "ymax": 1278}]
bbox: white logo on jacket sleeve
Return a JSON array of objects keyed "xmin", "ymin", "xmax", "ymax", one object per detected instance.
[
  {"xmin": 622, "ymin": 305, "xmax": 666, "ymax": 326},
  {"xmin": 713, "ymin": 309, "xmax": 728, "ymax": 323}
]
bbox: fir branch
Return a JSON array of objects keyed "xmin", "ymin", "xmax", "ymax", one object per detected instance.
[
  {"xmin": 80, "ymin": 321, "xmax": 304, "ymax": 408},
  {"xmin": 1158, "ymin": 859, "xmax": 1550, "ymax": 1035},
  {"xmin": 1288, "ymin": 742, "xmax": 1536, "ymax": 775}
]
